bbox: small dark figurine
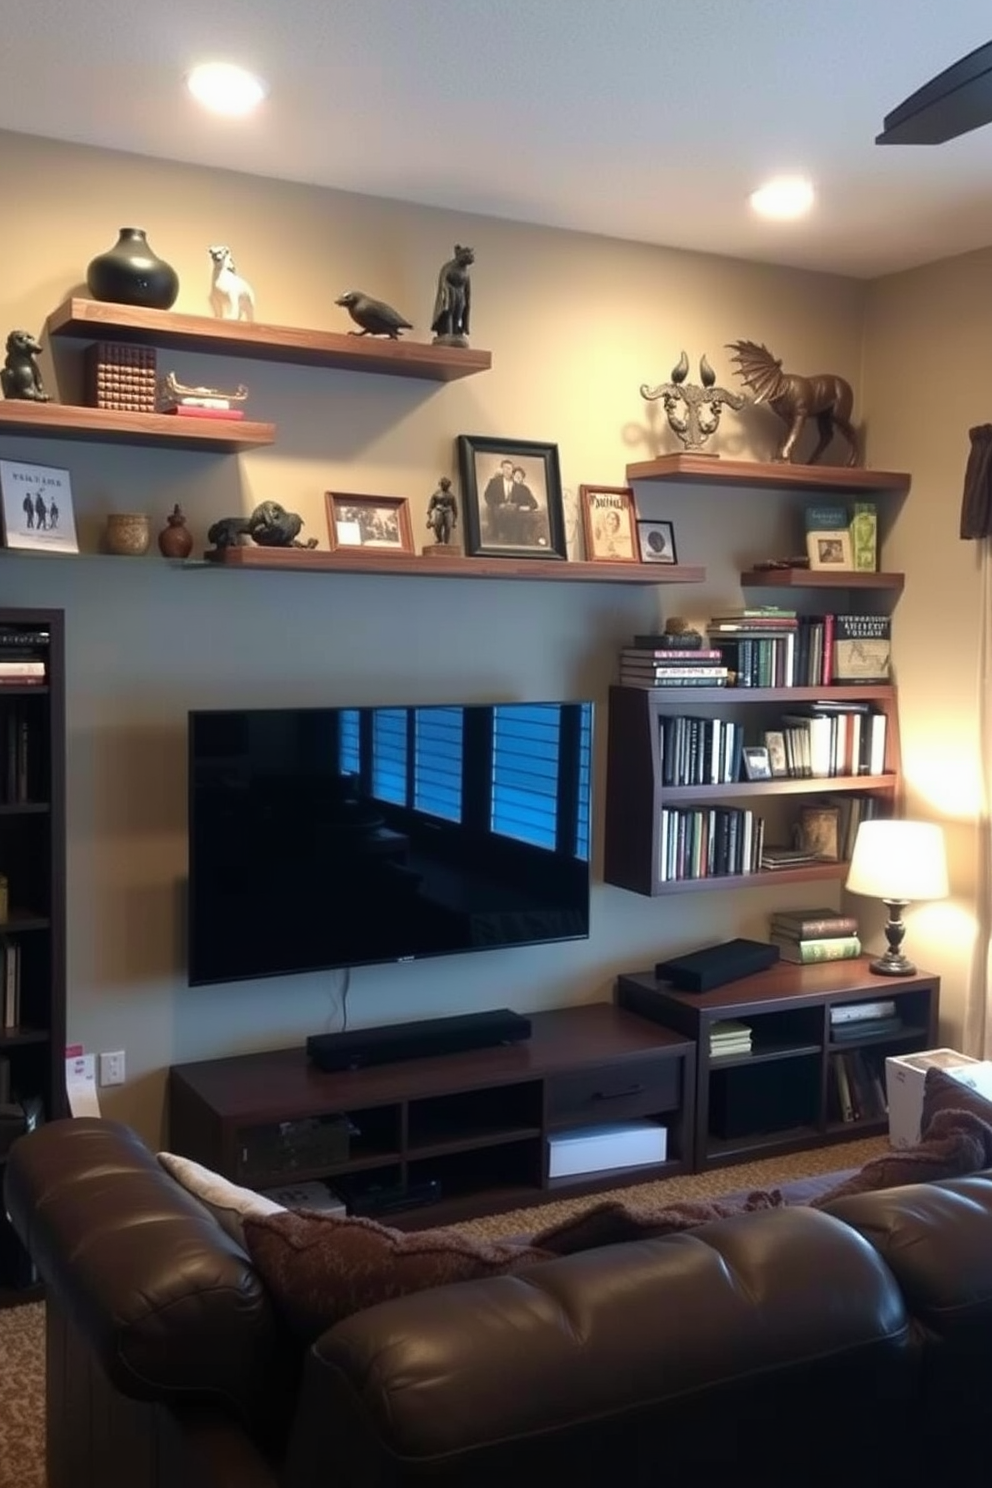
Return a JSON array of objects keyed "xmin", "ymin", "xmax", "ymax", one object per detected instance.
[
  {"xmin": 247, "ymin": 500, "xmax": 319, "ymax": 549},
  {"xmin": 431, "ymin": 245, "xmax": 474, "ymax": 346},
  {"xmin": 207, "ymin": 515, "xmax": 250, "ymax": 550},
  {"xmin": 335, "ymin": 291, "xmax": 413, "ymax": 339},
  {"xmin": 727, "ymin": 339, "xmax": 859, "ymax": 466},
  {"xmin": 1, "ymin": 330, "xmax": 51, "ymax": 402},
  {"xmin": 641, "ymin": 351, "xmax": 744, "ymax": 456},
  {"xmin": 426, "ymin": 477, "xmax": 458, "ymax": 545}
]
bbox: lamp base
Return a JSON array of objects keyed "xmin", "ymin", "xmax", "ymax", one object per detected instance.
[
  {"xmin": 869, "ymin": 951, "xmax": 917, "ymax": 977},
  {"xmin": 869, "ymin": 898, "xmax": 915, "ymax": 976}
]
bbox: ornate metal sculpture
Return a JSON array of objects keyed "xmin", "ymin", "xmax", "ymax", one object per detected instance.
[
  {"xmin": 640, "ymin": 352, "xmax": 743, "ymax": 455},
  {"xmin": 1, "ymin": 330, "xmax": 51, "ymax": 402},
  {"xmin": 160, "ymin": 371, "xmax": 248, "ymax": 404},
  {"xmin": 335, "ymin": 291, "xmax": 413, "ymax": 339},
  {"xmin": 726, "ymin": 339, "xmax": 859, "ymax": 466}
]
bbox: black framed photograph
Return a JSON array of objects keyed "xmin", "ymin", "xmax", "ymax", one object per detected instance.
[
  {"xmin": 742, "ymin": 745, "xmax": 773, "ymax": 781},
  {"xmin": 636, "ymin": 518, "xmax": 678, "ymax": 565},
  {"xmin": 456, "ymin": 435, "xmax": 567, "ymax": 559}
]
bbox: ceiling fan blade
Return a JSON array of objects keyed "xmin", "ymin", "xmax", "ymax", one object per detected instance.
[{"xmin": 876, "ymin": 38, "xmax": 992, "ymax": 144}]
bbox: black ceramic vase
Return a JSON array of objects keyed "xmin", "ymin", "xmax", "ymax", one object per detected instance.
[{"xmin": 86, "ymin": 228, "xmax": 180, "ymax": 310}]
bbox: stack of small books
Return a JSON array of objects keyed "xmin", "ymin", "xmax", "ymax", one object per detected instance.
[
  {"xmin": 618, "ymin": 634, "xmax": 729, "ymax": 689},
  {"xmin": 769, "ymin": 906, "xmax": 861, "ymax": 964},
  {"xmin": 710, "ymin": 1019, "xmax": 753, "ymax": 1058}
]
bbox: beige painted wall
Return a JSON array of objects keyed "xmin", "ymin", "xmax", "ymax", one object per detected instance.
[
  {"xmin": 0, "ymin": 129, "xmax": 878, "ymax": 1143},
  {"xmin": 862, "ymin": 248, "xmax": 991, "ymax": 1050}
]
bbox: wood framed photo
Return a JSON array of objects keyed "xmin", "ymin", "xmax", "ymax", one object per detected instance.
[
  {"xmin": 579, "ymin": 485, "xmax": 638, "ymax": 563},
  {"xmin": 795, "ymin": 804, "xmax": 840, "ymax": 861},
  {"xmin": 456, "ymin": 434, "xmax": 566, "ymax": 560},
  {"xmin": 806, "ymin": 528, "xmax": 853, "ymax": 570},
  {"xmin": 741, "ymin": 745, "xmax": 773, "ymax": 781},
  {"xmin": 636, "ymin": 518, "xmax": 678, "ymax": 565},
  {"xmin": 325, "ymin": 493, "xmax": 414, "ymax": 554},
  {"xmin": 0, "ymin": 458, "xmax": 78, "ymax": 553}
]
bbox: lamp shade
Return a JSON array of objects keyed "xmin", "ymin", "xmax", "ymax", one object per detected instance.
[{"xmin": 846, "ymin": 819, "xmax": 949, "ymax": 902}]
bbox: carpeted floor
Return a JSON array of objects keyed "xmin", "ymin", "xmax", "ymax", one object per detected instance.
[{"xmin": 0, "ymin": 1134, "xmax": 887, "ymax": 1488}]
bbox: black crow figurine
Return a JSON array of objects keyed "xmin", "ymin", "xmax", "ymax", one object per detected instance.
[{"xmin": 335, "ymin": 291, "xmax": 413, "ymax": 339}]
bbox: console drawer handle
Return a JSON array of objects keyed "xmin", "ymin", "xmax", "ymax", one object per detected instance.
[{"xmin": 592, "ymin": 1084, "xmax": 644, "ymax": 1102}]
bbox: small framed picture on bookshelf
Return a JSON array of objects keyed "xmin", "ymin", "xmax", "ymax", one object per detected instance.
[
  {"xmin": 0, "ymin": 459, "xmax": 78, "ymax": 553},
  {"xmin": 795, "ymin": 805, "xmax": 841, "ymax": 861},
  {"xmin": 764, "ymin": 730, "xmax": 789, "ymax": 777},
  {"xmin": 579, "ymin": 485, "xmax": 639, "ymax": 563},
  {"xmin": 806, "ymin": 528, "xmax": 853, "ymax": 570},
  {"xmin": 636, "ymin": 519, "xmax": 678, "ymax": 564},
  {"xmin": 325, "ymin": 493, "xmax": 414, "ymax": 554},
  {"xmin": 742, "ymin": 745, "xmax": 773, "ymax": 781}
]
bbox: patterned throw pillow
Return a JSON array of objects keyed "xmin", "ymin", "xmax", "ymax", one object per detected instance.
[
  {"xmin": 242, "ymin": 1209, "xmax": 550, "ymax": 1342},
  {"xmin": 157, "ymin": 1150, "xmax": 285, "ymax": 1247}
]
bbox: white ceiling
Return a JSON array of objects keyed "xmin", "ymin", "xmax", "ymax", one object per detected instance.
[{"xmin": 4, "ymin": 0, "xmax": 992, "ymax": 279}]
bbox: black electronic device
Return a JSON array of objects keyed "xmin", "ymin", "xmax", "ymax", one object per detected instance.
[
  {"xmin": 655, "ymin": 938, "xmax": 779, "ymax": 994},
  {"xmin": 187, "ymin": 700, "xmax": 593, "ymax": 986},
  {"xmin": 306, "ymin": 1008, "xmax": 532, "ymax": 1072},
  {"xmin": 334, "ymin": 1175, "xmax": 443, "ymax": 1218}
]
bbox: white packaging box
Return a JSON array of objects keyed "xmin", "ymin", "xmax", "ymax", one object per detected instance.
[
  {"xmin": 885, "ymin": 1049, "xmax": 982, "ymax": 1148},
  {"xmin": 548, "ymin": 1119, "xmax": 667, "ymax": 1179}
]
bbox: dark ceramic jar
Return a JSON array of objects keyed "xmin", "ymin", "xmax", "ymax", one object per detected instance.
[
  {"xmin": 86, "ymin": 228, "xmax": 180, "ymax": 310},
  {"xmin": 158, "ymin": 504, "xmax": 194, "ymax": 560}
]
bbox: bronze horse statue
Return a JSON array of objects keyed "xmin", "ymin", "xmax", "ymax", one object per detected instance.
[{"xmin": 727, "ymin": 340, "xmax": 859, "ymax": 465}]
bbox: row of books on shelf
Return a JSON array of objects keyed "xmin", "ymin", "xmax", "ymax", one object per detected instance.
[
  {"xmin": 1, "ymin": 706, "xmax": 34, "ymax": 805},
  {"xmin": 659, "ymin": 796, "xmax": 882, "ymax": 884},
  {"xmin": 0, "ymin": 626, "xmax": 50, "ymax": 688},
  {"xmin": 829, "ymin": 1049, "xmax": 888, "ymax": 1124},
  {"xmin": 658, "ymin": 708, "xmax": 887, "ymax": 787},
  {"xmin": 618, "ymin": 611, "xmax": 892, "ymax": 690}
]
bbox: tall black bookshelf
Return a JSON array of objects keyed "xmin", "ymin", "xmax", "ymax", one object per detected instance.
[{"xmin": 0, "ymin": 607, "xmax": 66, "ymax": 1305}]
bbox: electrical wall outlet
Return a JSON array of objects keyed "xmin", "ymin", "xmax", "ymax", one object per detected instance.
[{"xmin": 99, "ymin": 1049, "xmax": 126, "ymax": 1087}]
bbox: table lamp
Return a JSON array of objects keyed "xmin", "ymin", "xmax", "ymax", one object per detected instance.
[{"xmin": 845, "ymin": 819, "xmax": 948, "ymax": 976}]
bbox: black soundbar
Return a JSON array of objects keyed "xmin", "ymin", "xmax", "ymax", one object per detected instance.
[{"xmin": 306, "ymin": 1008, "xmax": 532, "ymax": 1072}]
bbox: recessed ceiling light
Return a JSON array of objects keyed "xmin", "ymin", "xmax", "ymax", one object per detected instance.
[
  {"xmin": 749, "ymin": 175, "xmax": 815, "ymax": 221},
  {"xmin": 186, "ymin": 62, "xmax": 268, "ymax": 117}
]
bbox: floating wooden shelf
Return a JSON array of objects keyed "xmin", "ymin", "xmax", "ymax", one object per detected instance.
[
  {"xmin": 47, "ymin": 299, "xmax": 492, "ymax": 383},
  {"xmin": 741, "ymin": 568, "xmax": 905, "ymax": 591},
  {"xmin": 204, "ymin": 547, "xmax": 707, "ymax": 583},
  {"xmin": 0, "ymin": 401, "xmax": 274, "ymax": 452},
  {"xmin": 626, "ymin": 453, "xmax": 911, "ymax": 494},
  {"xmin": 615, "ymin": 684, "xmax": 895, "ymax": 703},
  {"xmin": 647, "ymin": 862, "xmax": 853, "ymax": 894}
]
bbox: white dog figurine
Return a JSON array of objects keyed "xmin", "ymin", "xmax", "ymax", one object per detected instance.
[{"xmin": 208, "ymin": 245, "xmax": 256, "ymax": 322}]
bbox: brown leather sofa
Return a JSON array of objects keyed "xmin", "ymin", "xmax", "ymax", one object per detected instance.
[{"xmin": 6, "ymin": 1116, "xmax": 992, "ymax": 1488}]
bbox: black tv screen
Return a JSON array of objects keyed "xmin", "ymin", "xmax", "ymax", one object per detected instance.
[{"xmin": 187, "ymin": 701, "xmax": 593, "ymax": 986}]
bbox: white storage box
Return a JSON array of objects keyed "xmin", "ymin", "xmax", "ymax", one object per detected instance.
[
  {"xmin": 885, "ymin": 1049, "xmax": 983, "ymax": 1148},
  {"xmin": 547, "ymin": 1120, "xmax": 667, "ymax": 1179}
]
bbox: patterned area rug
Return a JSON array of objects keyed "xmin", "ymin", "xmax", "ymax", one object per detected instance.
[
  {"xmin": 0, "ymin": 1303, "xmax": 44, "ymax": 1488},
  {"xmin": 0, "ymin": 1134, "xmax": 887, "ymax": 1488}
]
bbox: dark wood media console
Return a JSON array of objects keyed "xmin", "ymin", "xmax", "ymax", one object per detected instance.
[{"xmin": 168, "ymin": 1004, "xmax": 695, "ymax": 1227}]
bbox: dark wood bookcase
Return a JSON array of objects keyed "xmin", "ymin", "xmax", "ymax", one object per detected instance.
[
  {"xmin": 617, "ymin": 958, "xmax": 939, "ymax": 1171},
  {"xmin": 607, "ymin": 460, "xmax": 911, "ymax": 895},
  {"xmin": 168, "ymin": 1003, "xmax": 695, "ymax": 1227},
  {"xmin": 0, "ymin": 607, "xmax": 67, "ymax": 1305}
]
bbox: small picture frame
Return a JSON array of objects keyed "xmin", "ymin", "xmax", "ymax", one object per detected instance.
[
  {"xmin": 742, "ymin": 745, "xmax": 773, "ymax": 781},
  {"xmin": 579, "ymin": 485, "xmax": 639, "ymax": 563},
  {"xmin": 636, "ymin": 518, "xmax": 678, "ymax": 565},
  {"xmin": 0, "ymin": 459, "xmax": 79, "ymax": 553},
  {"xmin": 325, "ymin": 493, "xmax": 414, "ymax": 554},
  {"xmin": 764, "ymin": 730, "xmax": 789, "ymax": 778},
  {"xmin": 806, "ymin": 528, "xmax": 853, "ymax": 570},
  {"xmin": 456, "ymin": 434, "xmax": 567, "ymax": 560}
]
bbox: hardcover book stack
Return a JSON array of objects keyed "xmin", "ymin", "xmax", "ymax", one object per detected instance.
[
  {"xmin": 768, "ymin": 905, "xmax": 862, "ymax": 964},
  {"xmin": 710, "ymin": 1019, "xmax": 753, "ymax": 1059},
  {"xmin": 707, "ymin": 607, "xmax": 798, "ymax": 688},
  {"xmin": 619, "ymin": 634, "xmax": 729, "ymax": 689},
  {"xmin": 828, "ymin": 999, "xmax": 902, "ymax": 1124}
]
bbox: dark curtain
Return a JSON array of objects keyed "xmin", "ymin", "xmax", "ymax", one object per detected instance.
[{"xmin": 961, "ymin": 424, "xmax": 992, "ymax": 538}]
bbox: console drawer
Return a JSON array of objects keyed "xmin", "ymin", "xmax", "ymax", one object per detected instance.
[{"xmin": 546, "ymin": 1057, "xmax": 679, "ymax": 1128}]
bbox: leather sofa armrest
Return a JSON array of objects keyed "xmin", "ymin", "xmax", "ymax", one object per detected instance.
[
  {"xmin": 4, "ymin": 1117, "xmax": 287, "ymax": 1435},
  {"xmin": 283, "ymin": 1206, "xmax": 913, "ymax": 1487}
]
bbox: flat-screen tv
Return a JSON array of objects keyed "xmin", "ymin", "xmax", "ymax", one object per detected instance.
[{"xmin": 187, "ymin": 701, "xmax": 593, "ymax": 986}]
